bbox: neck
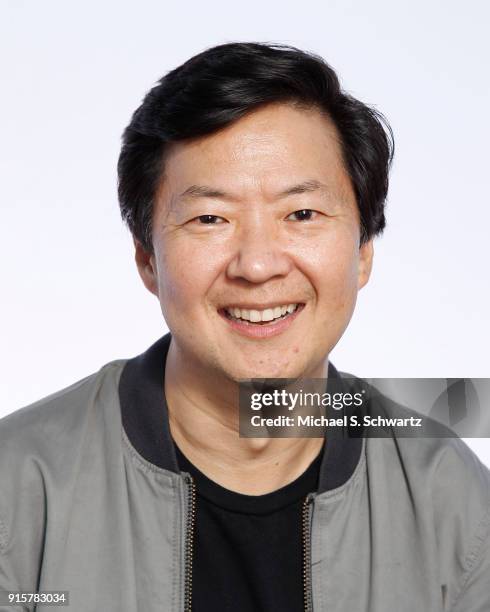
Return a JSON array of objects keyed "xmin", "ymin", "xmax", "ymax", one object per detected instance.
[{"xmin": 164, "ymin": 338, "xmax": 327, "ymax": 495}]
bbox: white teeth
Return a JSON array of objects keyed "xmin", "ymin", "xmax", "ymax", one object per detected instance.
[
  {"xmin": 250, "ymin": 310, "xmax": 261, "ymax": 323},
  {"xmin": 261, "ymin": 309, "xmax": 274, "ymax": 322},
  {"xmin": 225, "ymin": 303, "xmax": 300, "ymax": 322}
]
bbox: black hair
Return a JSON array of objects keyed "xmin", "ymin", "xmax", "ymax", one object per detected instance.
[{"xmin": 118, "ymin": 42, "xmax": 394, "ymax": 252}]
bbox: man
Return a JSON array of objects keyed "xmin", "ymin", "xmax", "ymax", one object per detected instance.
[{"xmin": 1, "ymin": 43, "xmax": 489, "ymax": 611}]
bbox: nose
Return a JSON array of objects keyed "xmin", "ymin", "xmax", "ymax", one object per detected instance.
[{"xmin": 226, "ymin": 216, "xmax": 293, "ymax": 284}]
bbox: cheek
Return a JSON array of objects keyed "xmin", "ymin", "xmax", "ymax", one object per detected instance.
[
  {"xmin": 296, "ymin": 230, "xmax": 360, "ymax": 305},
  {"xmin": 155, "ymin": 237, "xmax": 223, "ymax": 312}
]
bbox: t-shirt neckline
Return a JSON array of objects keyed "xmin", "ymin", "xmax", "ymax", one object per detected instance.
[{"xmin": 174, "ymin": 441, "xmax": 325, "ymax": 514}]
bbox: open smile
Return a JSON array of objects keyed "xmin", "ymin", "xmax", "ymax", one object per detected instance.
[{"xmin": 218, "ymin": 303, "xmax": 305, "ymax": 339}]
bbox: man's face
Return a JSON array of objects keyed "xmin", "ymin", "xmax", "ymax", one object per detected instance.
[{"xmin": 136, "ymin": 103, "xmax": 373, "ymax": 380}]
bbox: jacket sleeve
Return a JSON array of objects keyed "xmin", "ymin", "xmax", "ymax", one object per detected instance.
[
  {"xmin": 0, "ymin": 506, "xmax": 19, "ymax": 593},
  {"xmin": 450, "ymin": 504, "xmax": 490, "ymax": 612},
  {"xmin": 0, "ymin": 409, "xmax": 49, "ymax": 610},
  {"xmin": 0, "ymin": 486, "xmax": 46, "ymax": 612},
  {"xmin": 0, "ymin": 365, "xmax": 114, "ymax": 610}
]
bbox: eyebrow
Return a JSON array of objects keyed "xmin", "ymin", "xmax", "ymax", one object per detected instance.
[
  {"xmin": 178, "ymin": 179, "xmax": 329, "ymax": 201},
  {"xmin": 279, "ymin": 179, "xmax": 327, "ymax": 197},
  {"xmin": 179, "ymin": 185, "xmax": 228, "ymax": 200}
]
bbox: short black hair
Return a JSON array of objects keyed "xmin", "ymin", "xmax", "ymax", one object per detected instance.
[{"xmin": 118, "ymin": 42, "xmax": 394, "ymax": 252}]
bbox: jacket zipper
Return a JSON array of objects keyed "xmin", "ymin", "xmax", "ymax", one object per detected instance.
[
  {"xmin": 302, "ymin": 493, "xmax": 315, "ymax": 612},
  {"xmin": 184, "ymin": 477, "xmax": 314, "ymax": 611},
  {"xmin": 183, "ymin": 474, "xmax": 197, "ymax": 612}
]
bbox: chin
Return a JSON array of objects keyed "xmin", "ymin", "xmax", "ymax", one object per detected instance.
[{"xmin": 224, "ymin": 359, "xmax": 306, "ymax": 382}]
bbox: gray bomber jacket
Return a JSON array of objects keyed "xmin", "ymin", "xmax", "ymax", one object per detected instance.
[{"xmin": 1, "ymin": 333, "xmax": 489, "ymax": 611}]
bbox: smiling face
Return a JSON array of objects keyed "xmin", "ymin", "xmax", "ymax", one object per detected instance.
[{"xmin": 135, "ymin": 102, "xmax": 373, "ymax": 381}]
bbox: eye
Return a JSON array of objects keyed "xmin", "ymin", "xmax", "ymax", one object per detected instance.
[
  {"xmin": 193, "ymin": 214, "xmax": 227, "ymax": 224},
  {"xmin": 286, "ymin": 209, "xmax": 317, "ymax": 222}
]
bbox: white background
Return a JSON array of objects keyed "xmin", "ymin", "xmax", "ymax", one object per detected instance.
[{"xmin": 1, "ymin": 1, "xmax": 489, "ymax": 465}]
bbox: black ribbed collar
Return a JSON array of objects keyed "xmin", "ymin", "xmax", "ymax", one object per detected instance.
[{"xmin": 119, "ymin": 333, "xmax": 363, "ymax": 494}]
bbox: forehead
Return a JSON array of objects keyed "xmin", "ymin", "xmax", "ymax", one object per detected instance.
[{"xmin": 159, "ymin": 102, "xmax": 354, "ymax": 202}]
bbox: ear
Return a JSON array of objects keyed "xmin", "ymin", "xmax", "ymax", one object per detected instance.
[
  {"xmin": 133, "ymin": 237, "xmax": 159, "ymax": 297},
  {"xmin": 358, "ymin": 239, "xmax": 374, "ymax": 290}
]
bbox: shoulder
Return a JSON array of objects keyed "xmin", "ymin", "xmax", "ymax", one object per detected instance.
[
  {"xmin": 340, "ymin": 370, "xmax": 490, "ymax": 498},
  {"xmin": 0, "ymin": 359, "xmax": 127, "ymax": 498},
  {"xmin": 339, "ymin": 370, "xmax": 490, "ymax": 598},
  {"xmin": 0, "ymin": 359, "xmax": 126, "ymax": 450}
]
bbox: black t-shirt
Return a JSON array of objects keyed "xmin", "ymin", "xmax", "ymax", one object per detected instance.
[{"xmin": 175, "ymin": 443, "xmax": 324, "ymax": 612}]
